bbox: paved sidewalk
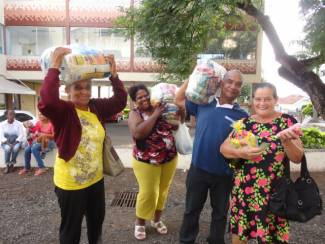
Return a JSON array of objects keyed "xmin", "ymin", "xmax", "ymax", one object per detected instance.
[{"xmin": 0, "ymin": 167, "xmax": 324, "ymax": 243}]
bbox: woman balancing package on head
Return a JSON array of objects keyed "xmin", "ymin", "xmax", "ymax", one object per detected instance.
[{"xmin": 40, "ymin": 44, "xmax": 111, "ymax": 85}]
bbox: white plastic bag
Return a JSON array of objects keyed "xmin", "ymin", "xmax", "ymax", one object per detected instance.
[
  {"xmin": 40, "ymin": 44, "xmax": 111, "ymax": 85},
  {"xmin": 173, "ymin": 123, "xmax": 193, "ymax": 155},
  {"xmin": 186, "ymin": 59, "xmax": 226, "ymax": 104}
]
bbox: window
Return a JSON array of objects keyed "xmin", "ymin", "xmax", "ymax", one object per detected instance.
[
  {"xmin": 6, "ymin": 26, "xmax": 66, "ymax": 56},
  {"xmin": 70, "ymin": 27, "xmax": 130, "ymax": 59},
  {"xmin": 0, "ymin": 25, "xmax": 3, "ymax": 54},
  {"xmin": 134, "ymin": 36, "xmax": 151, "ymax": 58},
  {"xmin": 203, "ymin": 31, "xmax": 257, "ymax": 60}
]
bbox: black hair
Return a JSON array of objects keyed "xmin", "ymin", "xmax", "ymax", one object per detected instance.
[
  {"xmin": 253, "ymin": 82, "xmax": 278, "ymax": 99},
  {"xmin": 128, "ymin": 84, "xmax": 150, "ymax": 102}
]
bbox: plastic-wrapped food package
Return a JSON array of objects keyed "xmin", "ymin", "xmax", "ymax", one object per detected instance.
[
  {"xmin": 230, "ymin": 120, "xmax": 258, "ymax": 148},
  {"xmin": 186, "ymin": 59, "xmax": 227, "ymax": 104},
  {"xmin": 40, "ymin": 45, "xmax": 111, "ymax": 85},
  {"xmin": 150, "ymin": 83, "xmax": 180, "ymax": 125}
]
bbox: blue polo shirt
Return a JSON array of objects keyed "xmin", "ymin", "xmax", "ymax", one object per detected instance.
[{"xmin": 186, "ymin": 98, "xmax": 248, "ymax": 175}]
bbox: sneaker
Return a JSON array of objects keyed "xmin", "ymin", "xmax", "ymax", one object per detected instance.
[
  {"xmin": 40, "ymin": 151, "xmax": 46, "ymax": 159},
  {"xmin": 18, "ymin": 168, "xmax": 29, "ymax": 175},
  {"xmin": 9, "ymin": 164, "xmax": 15, "ymax": 173},
  {"xmin": 34, "ymin": 168, "xmax": 47, "ymax": 176}
]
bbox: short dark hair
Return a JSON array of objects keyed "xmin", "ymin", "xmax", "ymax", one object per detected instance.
[
  {"xmin": 253, "ymin": 82, "xmax": 278, "ymax": 99},
  {"xmin": 128, "ymin": 84, "xmax": 150, "ymax": 101}
]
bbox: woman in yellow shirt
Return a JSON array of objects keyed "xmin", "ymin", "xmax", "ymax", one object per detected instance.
[{"xmin": 38, "ymin": 47, "xmax": 127, "ymax": 244}]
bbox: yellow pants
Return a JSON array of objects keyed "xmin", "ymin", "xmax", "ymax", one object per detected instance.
[{"xmin": 132, "ymin": 156, "xmax": 178, "ymax": 220}]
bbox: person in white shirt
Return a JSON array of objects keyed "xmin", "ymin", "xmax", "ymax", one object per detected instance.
[{"xmin": 0, "ymin": 110, "xmax": 25, "ymax": 173}]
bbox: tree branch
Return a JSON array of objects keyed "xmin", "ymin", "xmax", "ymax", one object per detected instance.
[
  {"xmin": 236, "ymin": 0, "xmax": 305, "ymax": 75},
  {"xmin": 236, "ymin": 0, "xmax": 325, "ymax": 119},
  {"xmin": 299, "ymin": 55, "xmax": 324, "ymax": 69}
]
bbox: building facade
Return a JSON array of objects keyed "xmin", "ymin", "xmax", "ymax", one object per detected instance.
[{"xmin": 0, "ymin": 0, "xmax": 262, "ymax": 114}]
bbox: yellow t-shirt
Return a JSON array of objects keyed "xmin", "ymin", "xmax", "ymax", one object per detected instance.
[{"xmin": 54, "ymin": 108, "xmax": 105, "ymax": 190}]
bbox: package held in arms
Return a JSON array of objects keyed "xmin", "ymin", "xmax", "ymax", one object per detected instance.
[
  {"xmin": 40, "ymin": 45, "xmax": 111, "ymax": 85},
  {"xmin": 150, "ymin": 83, "xmax": 180, "ymax": 125},
  {"xmin": 186, "ymin": 59, "xmax": 227, "ymax": 104}
]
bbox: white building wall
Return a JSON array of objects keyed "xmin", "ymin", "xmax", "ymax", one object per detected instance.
[{"xmin": 0, "ymin": 0, "xmax": 4, "ymax": 25}]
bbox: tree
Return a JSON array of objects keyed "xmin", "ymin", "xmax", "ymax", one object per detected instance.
[{"xmin": 117, "ymin": 0, "xmax": 325, "ymax": 119}]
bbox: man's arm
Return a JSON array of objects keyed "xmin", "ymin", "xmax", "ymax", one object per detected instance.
[{"xmin": 175, "ymin": 79, "xmax": 189, "ymax": 111}]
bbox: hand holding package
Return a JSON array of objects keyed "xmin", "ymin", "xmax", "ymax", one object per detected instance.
[{"xmin": 40, "ymin": 45, "xmax": 111, "ymax": 85}]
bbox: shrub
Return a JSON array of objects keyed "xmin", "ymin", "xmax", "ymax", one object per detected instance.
[
  {"xmin": 301, "ymin": 103, "xmax": 313, "ymax": 117},
  {"xmin": 301, "ymin": 127, "xmax": 325, "ymax": 149}
]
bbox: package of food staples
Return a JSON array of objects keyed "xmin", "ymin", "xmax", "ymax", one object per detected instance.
[
  {"xmin": 150, "ymin": 83, "xmax": 180, "ymax": 125},
  {"xmin": 186, "ymin": 59, "xmax": 227, "ymax": 104},
  {"xmin": 40, "ymin": 44, "xmax": 111, "ymax": 85}
]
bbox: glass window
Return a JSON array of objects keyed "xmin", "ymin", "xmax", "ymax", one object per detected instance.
[
  {"xmin": 70, "ymin": 27, "xmax": 131, "ymax": 59},
  {"xmin": 0, "ymin": 25, "xmax": 3, "ymax": 54},
  {"xmin": 134, "ymin": 36, "xmax": 151, "ymax": 58},
  {"xmin": 203, "ymin": 31, "xmax": 257, "ymax": 60},
  {"xmin": 6, "ymin": 26, "xmax": 66, "ymax": 56}
]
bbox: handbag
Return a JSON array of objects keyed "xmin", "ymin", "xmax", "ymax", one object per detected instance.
[
  {"xmin": 173, "ymin": 123, "xmax": 193, "ymax": 155},
  {"xmin": 102, "ymin": 124, "xmax": 124, "ymax": 176},
  {"xmin": 269, "ymin": 154, "xmax": 322, "ymax": 222}
]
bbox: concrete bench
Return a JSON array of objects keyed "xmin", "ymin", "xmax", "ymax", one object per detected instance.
[{"xmin": 0, "ymin": 147, "xmax": 57, "ymax": 168}]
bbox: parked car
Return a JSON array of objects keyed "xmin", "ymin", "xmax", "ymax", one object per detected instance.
[
  {"xmin": 107, "ymin": 112, "xmax": 123, "ymax": 123},
  {"xmin": 0, "ymin": 110, "xmax": 37, "ymax": 124}
]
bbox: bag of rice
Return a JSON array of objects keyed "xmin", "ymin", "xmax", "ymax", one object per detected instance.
[
  {"xmin": 40, "ymin": 45, "xmax": 111, "ymax": 85},
  {"xmin": 150, "ymin": 83, "xmax": 180, "ymax": 125},
  {"xmin": 186, "ymin": 59, "xmax": 226, "ymax": 104}
]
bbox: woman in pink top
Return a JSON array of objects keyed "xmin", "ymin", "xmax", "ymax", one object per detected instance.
[{"xmin": 19, "ymin": 112, "xmax": 55, "ymax": 176}]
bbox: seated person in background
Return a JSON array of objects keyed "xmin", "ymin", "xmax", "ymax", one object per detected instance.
[
  {"xmin": 0, "ymin": 110, "xmax": 25, "ymax": 174},
  {"xmin": 19, "ymin": 112, "xmax": 55, "ymax": 176}
]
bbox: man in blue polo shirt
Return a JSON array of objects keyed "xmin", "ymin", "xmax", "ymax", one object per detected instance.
[{"xmin": 175, "ymin": 70, "xmax": 249, "ymax": 244}]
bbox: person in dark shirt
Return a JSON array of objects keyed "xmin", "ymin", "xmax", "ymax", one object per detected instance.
[{"xmin": 175, "ymin": 70, "xmax": 248, "ymax": 244}]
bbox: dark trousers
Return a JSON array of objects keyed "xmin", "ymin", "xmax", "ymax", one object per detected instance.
[
  {"xmin": 179, "ymin": 165, "xmax": 233, "ymax": 244},
  {"xmin": 55, "ymin": 179, "xmax": 105, "ymax": 244}
]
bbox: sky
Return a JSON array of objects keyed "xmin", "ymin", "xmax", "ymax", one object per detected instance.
[{"xmin": 262, "ymin": 0, "xmax": 308, "ymax": 98}]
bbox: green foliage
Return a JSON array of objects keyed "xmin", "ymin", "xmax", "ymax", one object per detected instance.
[
  {"xmin": 301, "ymin": 102, "xmax": 313, "ymax": 116},
  {"xmin": 122, "ymin": 108, "xmax": 130, "ymax": 119},
  {"xmin": 205, "ymin": 31, "xmax": 257, "ymax": 59},
  {"xmin": 299, "ymin": 0, "xmax": 325, "ymax": 67},
  {"xmin": 237, "ymin": 82, "xmax": 252, "ymax": 103},
  {"xmin": 116, "ymin": 0, "xmax": 260, "ymax": 79},
  {"xmin": 301, "ymin": 127, "xmax": 325, "ymax": 149}
]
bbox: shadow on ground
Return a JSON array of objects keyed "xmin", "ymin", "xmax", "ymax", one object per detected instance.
[{"xmin": 0, "ymin": 168, "xmax": 324, "ymax": 244}]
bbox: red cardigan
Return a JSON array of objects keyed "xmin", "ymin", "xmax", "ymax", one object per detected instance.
[{"xmin": 38, "ymin": 68, "xmax": 127, "ymax": 162}]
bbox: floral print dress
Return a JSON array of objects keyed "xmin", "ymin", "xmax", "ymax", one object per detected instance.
[{"xmin": 229, "ymin": 113, "xmax": 297, "ymax": 243}]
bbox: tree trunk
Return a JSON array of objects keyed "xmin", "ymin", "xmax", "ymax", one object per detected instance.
[{"xmin": 237, "ymin": 1, "xmax": 325, "ymax": 119}]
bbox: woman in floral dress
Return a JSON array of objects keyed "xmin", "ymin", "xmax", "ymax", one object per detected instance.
[{"xmin": 220, "ymin": 82, "xmax": 304, "ymax": 243}]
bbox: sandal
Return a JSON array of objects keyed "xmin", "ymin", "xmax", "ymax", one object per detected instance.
[
  {"xmin": 34, "ymin": 168, "xmax": 47, "ymax": 176},
  {"xmin": 150, "ymin": 220, "xmax": 168, "ymax": 235},
  {"xmin": 18, "ymin": 168, "xmax": 29, "ymax": 175},
  {"xmin": 134, "ymin": 225, "xmax": 146, "ymax": 241}
]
